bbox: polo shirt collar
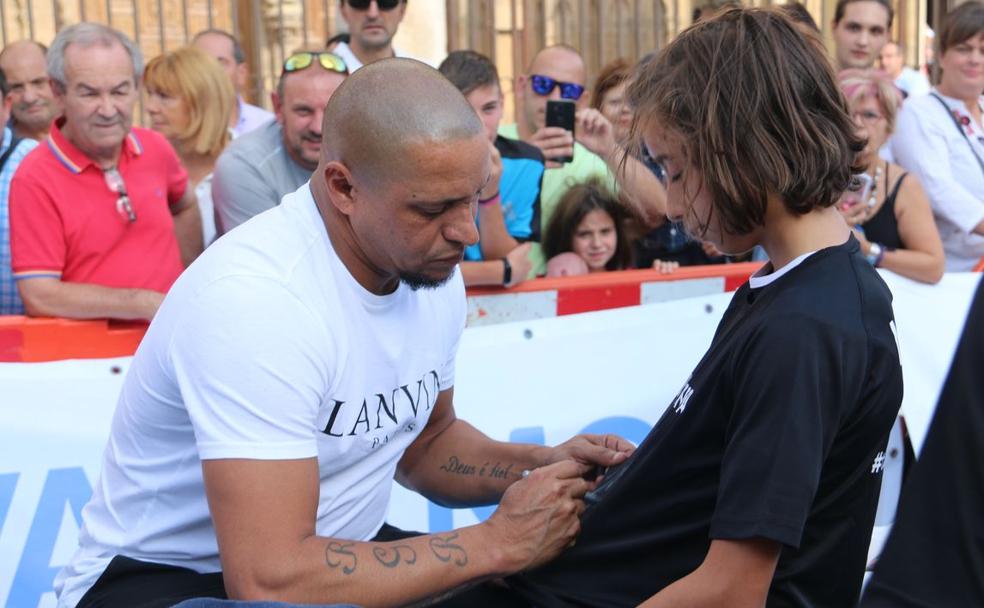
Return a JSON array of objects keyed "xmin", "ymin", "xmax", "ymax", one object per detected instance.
[{"xmin": 45, "ymin": 117, "xmax": 144, "ymax": 175}]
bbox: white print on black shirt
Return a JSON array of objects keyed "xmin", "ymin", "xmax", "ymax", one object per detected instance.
[
  {"xmin": 320, "ymin": 370, "xmax": 440, "ymax": 447},
  {"xmin": 871, "ymin": 451, "xmax": 886, "ymax": 474},
  {"xmin": 672, "ymin": 381, "xmax": 695, "ymax": 414}
]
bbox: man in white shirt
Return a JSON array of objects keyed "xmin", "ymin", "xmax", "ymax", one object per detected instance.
[
  {"xmin": 193, "ymin": 29, "xmax": 274, "ymax": 137},
  {"xmin": 54, "ymin": 58, "xmax": 630, "ymax": 608},
  {"xmin": 879, "ymin": 41, "xmax": 931, "ymax": 98},
  {"xmin": 333, "ymin": 0, "xmax": 411, "ymax": 71}
]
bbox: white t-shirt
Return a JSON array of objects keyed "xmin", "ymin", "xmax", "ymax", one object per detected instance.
[
  {"xmin": 333, "ymin": 41, "xmax": 415, "ymax": 72},
  {"xmin": 55, "ymin": 183, "xmax": 466, "ymax": 607},
  {"xmin": 891, "ymin": 90, "xmax": 984, "ymax": 271}
]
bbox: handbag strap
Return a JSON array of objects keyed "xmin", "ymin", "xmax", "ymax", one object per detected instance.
[{"xmin": 930, "ymin": 92, "xmax": 984, "ymax": 179}]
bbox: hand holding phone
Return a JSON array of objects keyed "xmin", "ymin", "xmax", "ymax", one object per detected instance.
[{"xmin": 839, "ymin": 173, "xmax": 873, "ymax": 211}]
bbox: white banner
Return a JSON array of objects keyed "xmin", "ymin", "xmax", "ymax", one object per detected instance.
[{"xmin": 0, "ymin": 271, "xmax": 978, "ymax": 607}]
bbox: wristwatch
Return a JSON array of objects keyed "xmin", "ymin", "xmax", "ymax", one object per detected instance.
[
  {"xmin": 866, "ymin": 242, "xmax": 884, "ymax": 267},
  {"xmin": 502, "ymin": 257, "xmax": 512, "ymax": 286}
]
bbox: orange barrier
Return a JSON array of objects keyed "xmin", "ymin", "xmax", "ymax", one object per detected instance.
[{"xmin": 0, "ymin": 263, "xmax": 761, "ymax": 363}]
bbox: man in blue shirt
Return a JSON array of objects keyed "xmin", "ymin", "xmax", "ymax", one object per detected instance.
[{"xmin": 0, "ymin": 66, "xmax": 39, "ymax": 315}]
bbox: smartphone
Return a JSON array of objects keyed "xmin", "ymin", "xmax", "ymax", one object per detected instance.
[
  {"xmin": 840, "ymin": 172, "xmax": 873, "ymax": 211},
  {"xmin": 545, "ymin": 100, "xmax": 576, "ymax": 164}
]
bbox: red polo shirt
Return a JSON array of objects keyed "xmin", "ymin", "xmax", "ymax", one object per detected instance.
[{"xmin": 10, "ymin": 119, "xmax": 187, "ymax": 293}]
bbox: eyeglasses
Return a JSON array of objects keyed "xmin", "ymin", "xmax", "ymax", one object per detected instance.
[
  {"xmin": 346, "ymin": 0, "xmax": 402, "ymax": 10},
  {"xmin": 103, "ymin": 167, "xmax": 136, "ymax": 223},
  {"xmin": 282, "ymin": 52, "xmax": 348, "ymax": 76},
  {"xmin": 853, "ymin": 110, "xmax": 884, "ymax": 123},
  {"xmin": 530, "ymin": 74, "xmax": 585, "ymax": 101}
]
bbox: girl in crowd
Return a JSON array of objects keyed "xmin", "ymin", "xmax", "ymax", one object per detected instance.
[
  {"xmin": 542, "ymin": 180, "xmax": 632, "ymax": 275},
  {"xmin": 592, "ymin": 58, "xmax": 722, "ymax": 268},
  {"xmin": 144, "ymin": 46, "xmax": 236, "ymax": 246},
  {"xmin": 891, "ymin": 1, "xmax": 984, "ymax": 271},
  {"xmin": 838, "ymin": 69, "xmax": 945, "ymax": 283}
]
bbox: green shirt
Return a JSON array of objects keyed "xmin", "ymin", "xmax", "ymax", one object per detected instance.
[{"xmin": 498, "ymin": 124, "xmax": 617, "ymax": 275}]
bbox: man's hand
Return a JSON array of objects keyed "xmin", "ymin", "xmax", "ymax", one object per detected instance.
[
  {"xmin": 575, "ymin": 108, "xmax": 618, "ymax": 159},
  {"xmin": 528, "ymin": 126, "xmax": 575, "ymax": 168},
  {"xmin": 480, "ymin": 141, "xmax": 504, "ymax": 201},
  {"xmin": 505, "ymin": 242, "xmax": 533, "ymax": 287},
  {"xmin": 546, "ymin": 433, "xmax": 635, "ymax": 473},
  {"xmin": 481, "ymin": 460, "xmax": 594, "ymax": 571}
]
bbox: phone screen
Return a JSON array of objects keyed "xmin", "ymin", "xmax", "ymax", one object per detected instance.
[
  {"xmin": 545, "ymin": 100, "xmax": 576, "ymax": 164},
  {"xmin": 840, "ymin": 173, "xmax": 873, "ymax": 211}
]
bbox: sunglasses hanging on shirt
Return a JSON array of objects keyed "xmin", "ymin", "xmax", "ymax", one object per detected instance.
[{"xmin": 103, "ymin": 167, "xmax": 136, "ymax": 223}]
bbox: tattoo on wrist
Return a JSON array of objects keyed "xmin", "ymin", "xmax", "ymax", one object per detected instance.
[
  {"xmin": 439, "ymin": 456, "xmax": 519, "ymax": 480},
  {"xmin": 373, "ymin": 545, "xmax": 418, "ymax": 569},
  {"xmin": 325, "ymin": 541, "xmax": 358, "ymax": 575},
  {"xmin": 429, "ymin": 532, "xmax": 469, "ymax": 567}
]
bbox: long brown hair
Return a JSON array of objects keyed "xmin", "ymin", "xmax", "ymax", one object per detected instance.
[
  {"xmin": 543, "ymin": 180, "xmax": 633, "ymax": 271},
  {"xmin": 626, "ymin": 7, "xmax": 865, "ymax": 238}
]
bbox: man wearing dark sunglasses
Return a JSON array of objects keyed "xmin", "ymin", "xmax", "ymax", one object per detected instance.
[
  {"xmin": 213, "ymin": 51, "xmax": 347, "ymax": 235},
  {"xmin": 334, "ymin": 0, "xmax": 410, "ymax": 72},
  {"xmin": 500, "ymin": 45, "xmax": 667, "ymax": 276}
]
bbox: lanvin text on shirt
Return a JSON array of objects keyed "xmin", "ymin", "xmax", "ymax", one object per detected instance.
[{"xmin": 320, "ymin": 370, "xmax": 441, "ymax": 442}]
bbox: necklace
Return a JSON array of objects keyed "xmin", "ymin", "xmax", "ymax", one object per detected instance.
[{"xmin": 866, "ymin": 163, "xmax": 882, "ymax": 209}]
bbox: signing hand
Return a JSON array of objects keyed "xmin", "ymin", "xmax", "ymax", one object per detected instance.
[{"xmin": 547, "ymin": 433, "xmax": 635, "ymax": 471}]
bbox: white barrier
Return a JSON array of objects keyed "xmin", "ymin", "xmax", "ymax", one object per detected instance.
[{"xmin": 0, "ymin": 271, "xmax": 978, "ymax": 607}]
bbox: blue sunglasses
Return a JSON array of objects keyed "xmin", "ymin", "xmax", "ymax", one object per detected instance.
[{"xmin": 530, "ymin": 74, "xmax": 585, "ymax": 100}]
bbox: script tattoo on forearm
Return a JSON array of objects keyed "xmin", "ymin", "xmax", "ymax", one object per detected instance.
[
  {"xmin": 429, "ymin": 532, "xmax": 469, "ymax": 567},
  {"xmin": 325, "ymin": 541, "xmax": 357, "ymax": 575},
  {"xmin": 373, "ymin": 544, "xmax": 418, "ymax": 569},
  {"xmin": 438, "ymin": 456, "xmax": 520, "ymax": 480}
]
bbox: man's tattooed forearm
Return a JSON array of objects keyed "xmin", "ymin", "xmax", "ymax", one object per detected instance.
[
  {"xmin": 325, "ymin": 541, "xmax": 357, "ymax": 575},
  {"xmin": 373, "ymin": 544, "xmax": 418, "ymax": 568},
  {"xmin": 438, "ymin": 456, "xmax": 520, "ymax": 480},
  {"xmin": 429, "ymin": 532, "xmax": 469, "ymax": 566}
]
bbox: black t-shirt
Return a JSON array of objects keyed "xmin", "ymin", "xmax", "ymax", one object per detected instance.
[
  {"xmin": 861, "ymin": 280, "xmax": 984, "ymax": 608},
  {"xmin": 508, "ymin": 237, "xmax": 903, "ymax": 607}
]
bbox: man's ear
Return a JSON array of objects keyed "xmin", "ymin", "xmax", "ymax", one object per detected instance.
[
  {"xmin": 234, "ymin": 62, "xmax": 249, "ymax": 92},
  {"xmin": 323, "ymin": 161, "xmax": 358, "ymax": 216},
  {"xmin": 271, "ymin": 91, "xmax": 283, "ymax": 123}
]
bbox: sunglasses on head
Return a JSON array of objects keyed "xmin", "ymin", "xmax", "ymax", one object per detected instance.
[
  {"xmin": 282, "ymin": 52, "xmax": 348, "ymax": 75},
  {"xmin": 346, "ymin": 0, "xmax": 402, "ymax": 10},
  {"xmin": 530, "ymin": 74, "xmax": 585, "ymax": 101}
]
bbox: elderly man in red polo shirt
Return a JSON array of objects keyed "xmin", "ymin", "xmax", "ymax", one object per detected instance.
[{"xmin": 9, "ymin": 22, "xmax": 202, "ymax": 321}]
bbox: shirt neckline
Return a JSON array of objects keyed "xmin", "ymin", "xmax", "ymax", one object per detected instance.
[{"xmin": 748, "ymin": 249, "xmax": 818, "ymax": 290}]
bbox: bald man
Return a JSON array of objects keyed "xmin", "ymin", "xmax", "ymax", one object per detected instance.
[
  {"xmin": 54, "ymin": 58, "xmax": 631, "ymax": 608},
  {"xmin": 0, "ymin": 40, "xmax": 58, "ymax": 140},
  {"xmin": 502, "ymin": 45, "xmax": 667, "ymax": 274}
]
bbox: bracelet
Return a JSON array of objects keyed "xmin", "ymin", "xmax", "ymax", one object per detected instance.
[
  {"xmin": 479, "ymin": 192, "xmax": 501, "ymax": 207},
  {"xmin": 866, "ymin": 242, "xmax": 885, "ymax": 267}
]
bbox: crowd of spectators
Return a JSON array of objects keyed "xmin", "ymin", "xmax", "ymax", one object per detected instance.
[{"xmin": 0, "ymin": 0, "xmax": 981, "ymax": 321}]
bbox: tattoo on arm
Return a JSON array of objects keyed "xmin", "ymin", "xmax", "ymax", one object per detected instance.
[
  {"xmin": 439, "ymin": 456, "xmax": 520, "ymax": 480},
  {"xmin": 429, "ymin": 532, "xmax": 469, "ymax": 567},
  {"xmin": 325, "ymin": 541, "xmax": 358, "ymax": 575},
  {"xmin": 373, "ymin": 544, "xmax": 418, "ymax": 568}
]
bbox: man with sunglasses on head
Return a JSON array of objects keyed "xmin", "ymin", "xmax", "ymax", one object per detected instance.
[
  {"xmin": 8, "ymin": 23, "xmax": 202, "ymax": 322},
  {"xmin": 213, "ymin": 51, "xmax": 347, "ymax": 235},
  {"xmin": 501, "ymin": 45, "xmax": 667, "ymax": 275},
  {"xmin": 334, "ymin": 0, "xmax": 411, "ymax": 72}
]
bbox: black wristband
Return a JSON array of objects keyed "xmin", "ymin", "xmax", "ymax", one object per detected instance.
[{"xmin": 502, "ymin": 257, "xmax": 512, "ymax": 286}]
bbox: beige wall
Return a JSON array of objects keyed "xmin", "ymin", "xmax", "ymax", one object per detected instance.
[{"xmin": 392, "ymin": 0, "xmax": 448, "ymax": 65}]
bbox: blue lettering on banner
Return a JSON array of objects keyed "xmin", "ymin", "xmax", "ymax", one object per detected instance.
[
  {"xmin": 427, "ymin": 416, "xmax": 652, "ymax": 531},
  {"xmin": 0, "ymin": 473, "xmax": 19, "ymax": 539},
  {"xmin": 7, "ymin": 468, "xmax": 91, "ymax": 608}
]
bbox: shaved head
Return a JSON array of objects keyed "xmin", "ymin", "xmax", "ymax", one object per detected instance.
[{"xmin": 322, "ymin": 58, "xmax": 483, "ymax": 184}]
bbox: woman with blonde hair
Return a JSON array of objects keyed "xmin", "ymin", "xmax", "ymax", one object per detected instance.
[
  {"xmin": 837, "ymin": 68, "xmax": 945, "ymax": 283},
  {"xmin": 144, "ymin": 46, "xmax": 236, "ymax": 245}
]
